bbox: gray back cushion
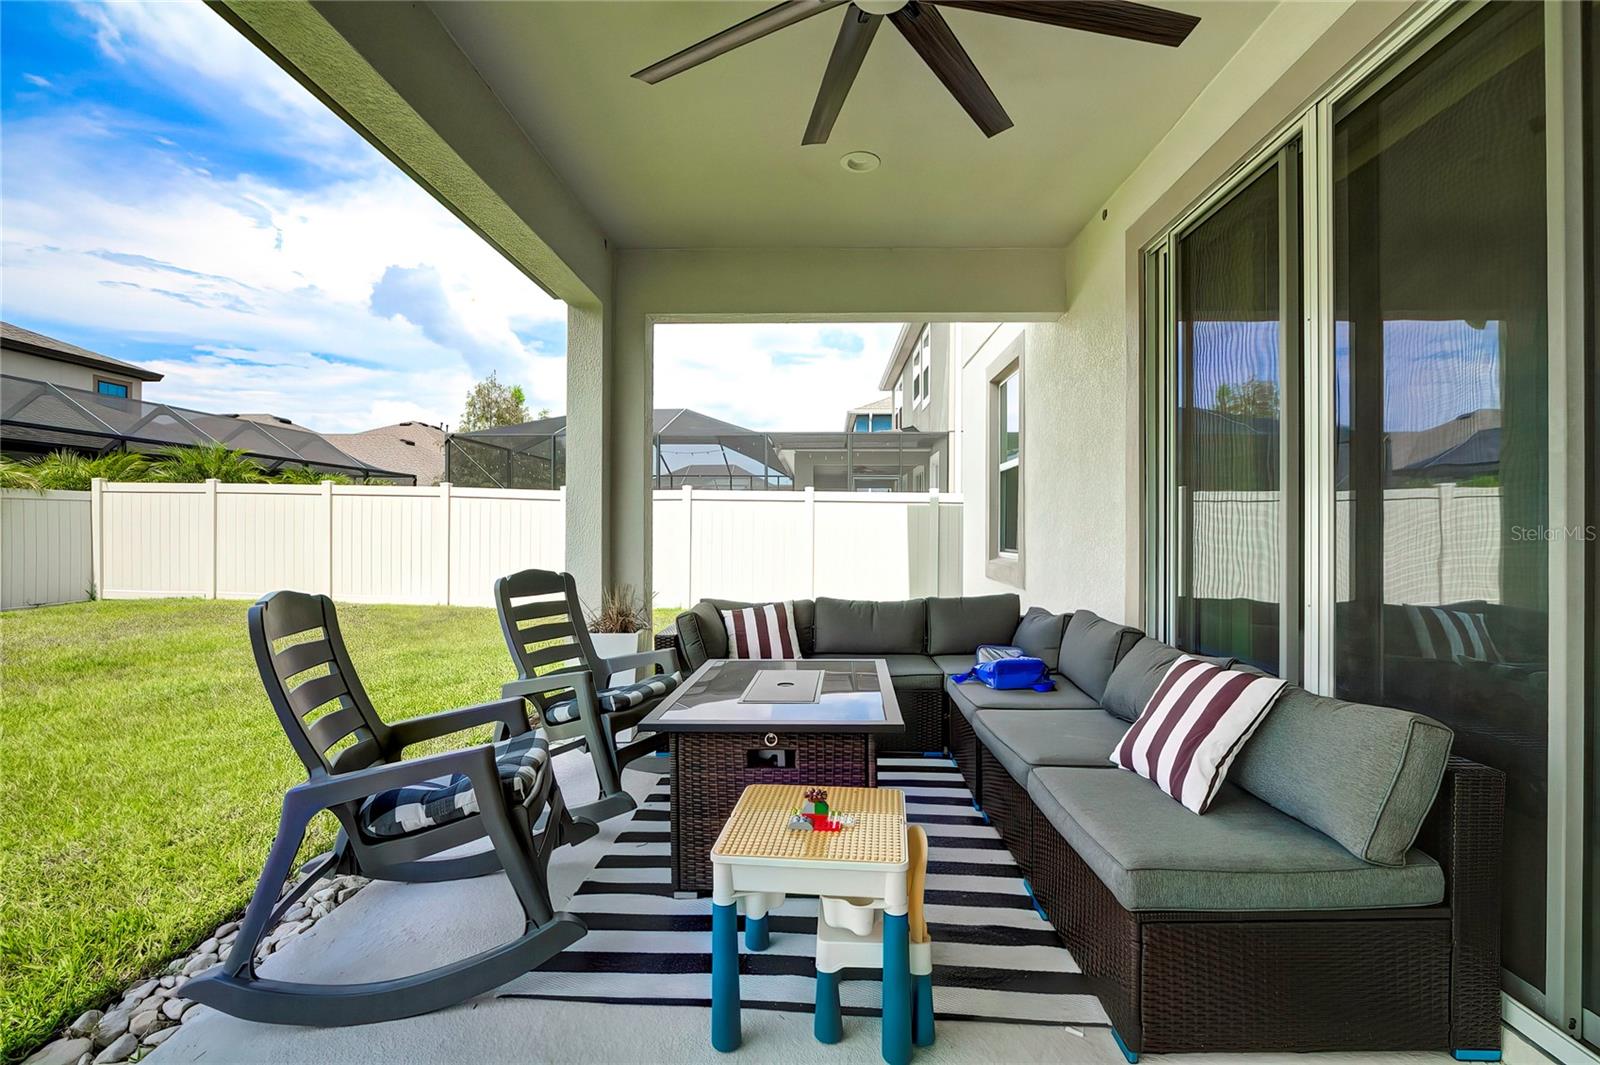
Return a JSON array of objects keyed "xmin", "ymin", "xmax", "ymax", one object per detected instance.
[
  {"xmin": 926, "ymin": 594, "xmax": 1020, "ymax": 654},
  {"xmin": 1101, "ymin": 637, "xmax": 1235, "ymax": 722},
  {"xmin": 1011, "ymin": 607, "xmax": 1068, "ymax": 671},
  {"xmin": 676, "ymin": 599, "xmax": 816, "ymax": 669},
  {"xmin": 1230, "ymin": 687, "xmax": 1454, "ymax": 867},
  {"xmin": 1057, "ymin": 609, "xmax": 1144, "ymax": 702},
  {"xmin": 813, "ymin": 597, "xmax": 926, "ymax": 655}
]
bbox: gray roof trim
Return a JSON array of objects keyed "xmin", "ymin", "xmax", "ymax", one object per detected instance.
[{"xmin": 0, "ymin": 321, "xmax": 164, "ymax": 382}]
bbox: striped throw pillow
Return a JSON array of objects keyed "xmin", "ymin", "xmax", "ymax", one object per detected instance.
[
  {"xmin": 1403, "ymin": 604, "xmax": 1500, "ymax": 663},
  {"xmin": 1109, "ymin": 655, "xmax": 1288, "ymax": 814},
  {"xmin": 720, "ymin": 602, "xmax": 803, "ymax": 659}
]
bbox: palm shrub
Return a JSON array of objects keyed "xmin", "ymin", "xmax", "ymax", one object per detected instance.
[
  {"xmin": 273, "ymin": 465, "xmax": 352, "ymax": 485},
  {"xmin": 29, "ymin": 450, "xmax": 93, "ymax": 491},
  {"xmin": 147, "ymin": 444, "xmax": 265, "ymax": 484},
  {"xmin": 0, "ymin": 456, "xmax": 41, "ymax": 491}
]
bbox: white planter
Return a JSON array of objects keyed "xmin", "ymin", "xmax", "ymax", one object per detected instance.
[{"xmin": 589, "ymin": 630, "xmax": 645, "ymax": 685}]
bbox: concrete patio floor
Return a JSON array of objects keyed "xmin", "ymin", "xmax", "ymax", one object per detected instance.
[{"xmin": 150, "ymin": 751, "xmax": 1532, "ymax": 1065}]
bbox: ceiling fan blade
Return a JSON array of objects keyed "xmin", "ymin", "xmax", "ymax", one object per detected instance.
[
  {"xmin": 633, "ymin": 0, "xmax": 849, "ymax": 84},
  {"xmin": 889, "ymin": 2, "xmax": 1012, "ymax": 138},
  {"xmin": 932, "ymin": 0, "xmax": 1199, "ymax": 47},
  {"xmin": 803, "ymin": 6, "xmax": 882, "ymax": 145}
]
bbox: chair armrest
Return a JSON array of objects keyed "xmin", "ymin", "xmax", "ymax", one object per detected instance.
[
  {"xmin": 389, "ymin": 696, "xmax": 528, "ymax": 749},
  {"xmin": 288, "ymin": 744, "xmax": 502, "ymax": 813},
  {"xmin": 502, "ymin": 670, "xmax": 595, "ymax": 701},
  {"xmin": 602, "ymin": 648, "xmax": 679, "ymax": 685}
]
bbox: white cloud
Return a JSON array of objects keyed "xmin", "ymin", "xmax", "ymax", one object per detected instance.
[
  {"xmin": 1, "ymin": 5, "xmax": 566, "ymax": 434},
  {"xmin": 653, "ymin": 323, "xmax": 902, "ymax": 431}
]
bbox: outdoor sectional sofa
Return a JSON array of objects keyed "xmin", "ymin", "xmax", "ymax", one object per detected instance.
[{"xmin": 661, "ymin": 595, "xmax": 1505, "ymax": 1061}]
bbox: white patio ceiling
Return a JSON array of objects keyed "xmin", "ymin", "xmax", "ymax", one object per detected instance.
[{"xmin": 430, "ymin": 1, "xmax": 1276, "ymax": 249}]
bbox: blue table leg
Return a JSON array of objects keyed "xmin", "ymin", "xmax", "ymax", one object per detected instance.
[
  {"xmin": 912, "ymin": 972, "xmax": 935, "ymax": 1046},
  {"xmin": 745, "ymin": 913, "xmax": 769, "ymax": 951},
  {"xmin": 881, "ymin": 912, "xmax": 912, "ymax": 1065},
  {"xmin": 711, "ymin": 901, "xmax": 741, "ymax": 1052},
  {"xmin": 814, "ymin": 969, "xmax": 843, "ymax": 1044}
]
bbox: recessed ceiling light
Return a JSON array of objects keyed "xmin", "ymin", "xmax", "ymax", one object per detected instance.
[{"xmin": 840, "ymin": 151, "xmax": 880, "ymax": 173}]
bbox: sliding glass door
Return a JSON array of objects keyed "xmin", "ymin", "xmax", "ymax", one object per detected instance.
[
  {"xmin": 1331, "ymin": 0, "xmax": 1551, "ymax": 1000},
  {"xmin": 1146, "ymin": 1, "xmax": 1597, "ymax": 1053},
  {"xmin": 1172, "ymin": 147, "xmax": 1301, "ymax": 676}
]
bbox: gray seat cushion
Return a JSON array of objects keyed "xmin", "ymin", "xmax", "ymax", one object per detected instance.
[
  {"xmin": 1011, "ymin": 607, "xmax": 1068, "ymax": 671},
  {"xmin": 971, "ymin": 708, "xmax": 1128, "ymax": 785},
  {"xmin": 810, "ymin": 653, "xmax": 944, "ymax": 691},
  {"xmin": 926, "ymin": 594, "xmax": 1019, "ymax": 654},
  {"xmin": 1230, "ymin": 688, "xmax": 1454, "ymax": 867},
  {"xmin": 814, "ymin": 597, "xmax": 926, "ymax": 654},
  {"xmin": 1101, "ymin": 637, "xmax": 1235, "ymax": 723},
  {"xmin": 1058, "ymin": 610, "xmax": 1144, "ymax": 703},
  {"xmin": 932, "ymin": 653, "xmax": 976, "ymax": 676},
  {"xmin": 1028, "ymin": 767, "xmax": 1445, "ymax": 913},
  {"xmin": 945, "ymin": 674, "xmax": 1100, "ymax": 721}
]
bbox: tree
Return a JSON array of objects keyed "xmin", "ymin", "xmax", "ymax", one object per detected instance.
[
  {"xmin": 458, "ymin": 372, "xmax": 530, "ymax": 432},
  {"xmin": 1213, "ymin": 378, "xmax": 1279, "ymax": 419}
]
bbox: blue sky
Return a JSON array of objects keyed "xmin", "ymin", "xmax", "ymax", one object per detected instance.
[{"xmin": 0, "ymin": 3, "xmax": 897, "ymax": 433}]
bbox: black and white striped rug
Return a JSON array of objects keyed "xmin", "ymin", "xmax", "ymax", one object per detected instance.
[{"xmin": 503, "ymin": 756, "xmax": 1108, "ymax": 1028}]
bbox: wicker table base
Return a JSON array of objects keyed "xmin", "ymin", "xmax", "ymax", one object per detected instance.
[{"xmin": 670, "ymin": 732, "xmax": 879, "ymax": 892}]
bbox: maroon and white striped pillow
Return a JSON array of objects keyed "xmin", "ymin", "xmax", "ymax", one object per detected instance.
[
  {"xmin": 720, "ymin": 602, "xmax": 803, "ymax": 660},
  {"xmin": 1109, "ymin": 655, "xmax": 1288, "ymax": 814}
]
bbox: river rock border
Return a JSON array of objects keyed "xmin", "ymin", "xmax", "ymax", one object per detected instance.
[{"xmin": 24, "ymin": 873, "xmax": 368, "ymax": 1065}]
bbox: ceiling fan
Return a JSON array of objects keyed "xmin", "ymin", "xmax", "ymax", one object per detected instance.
[{"xmin": 632, "ymin": 0, "xmax": 1201, "ymax": 145}]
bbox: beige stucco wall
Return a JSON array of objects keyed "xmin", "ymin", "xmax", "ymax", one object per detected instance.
[
  {"xmin": 0, "ymin": 348, "xmax": 145, "ymax": 400},
  {"xmin": 957, "ymin": 0, "xmax": 1412, "ymax": 625}
]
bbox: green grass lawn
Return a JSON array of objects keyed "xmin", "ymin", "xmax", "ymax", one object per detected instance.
[{"xmin": 0, "ymin": 599, "xmax": 681, "ymax": 1061}]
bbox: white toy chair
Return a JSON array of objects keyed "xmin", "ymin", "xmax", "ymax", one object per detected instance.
[{"xmin": 813, "ymin": 824, "xmax": 934, "ymax": 1048}]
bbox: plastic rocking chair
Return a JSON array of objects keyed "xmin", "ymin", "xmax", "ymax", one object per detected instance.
[
  {"xmin": 494, "ymin": 569, "xmax": 680, "ymax": 824},
  {"xmin": 184, "ymin": 591, "xmax": 590, "ymax": 1026}
]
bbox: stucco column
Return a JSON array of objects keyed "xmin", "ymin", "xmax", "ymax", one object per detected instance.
[{"xmin": 564, "ymin": 299, "xmax": 652, "ymax": 614}]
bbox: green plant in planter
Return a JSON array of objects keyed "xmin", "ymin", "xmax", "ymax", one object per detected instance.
[{"xmin": 586, "ymin": 584, "xmax": 651, "ymax": 634}]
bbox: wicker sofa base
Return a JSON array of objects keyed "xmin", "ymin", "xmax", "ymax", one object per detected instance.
[
  {"xmin": 947, "ymin": 705, "xmax": 980, "ymax": 797},
  {"xmin": 977, "ymin": 747, "xmax": 1032, "ymax": 871},
  {"xmin": 888, "ymin": 687, "xmax": 946, "ymax": 753},
  {"xmin": 1023, "ymin": 759, "xmax": 1503, "ymax": 1058}
]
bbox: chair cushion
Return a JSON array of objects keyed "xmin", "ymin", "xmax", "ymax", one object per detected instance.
[
  {"xmin": 359, "ymin": 732, "xmax": 551, "ymax": 840},
  {"xmin": 813, "ymin": 597, "xmax": 927, "ymax": 655},
  {"xmin": 1402, "ymin": 603, "xmax": 1501, "ymax": 662},
  {"xmin": 932, "ymin": 653, "xmax": 978, "ymax": 676},
  {"xmin": 1012, "ymin": 607, "xmax": 1068, "ymax": 671},
  {"xmin": 1230, "ymin": 687, "xmax": 1454, "ymax": 867},
  {"xmin": 1058, "ymin": 610, "xmax": 1144, "ymax": 702},
  {"xmin": 719, "ymin": 602, "xmax": 803, "ymax": 659},
  {"xmin": 1101, "ymin": 636, "xmax": 1235, "ymax": 723},
  {"xmin": 972, "ymin": 708, "xmax": 1128, "ymax": 785},
  {"xmin": 926, "ymin": 594, "xmax": 1019, "ymax": 654},
  {"xmin": 1027, "ymin": 767, "xmax": 1445, "ymax": 912},
  {"xmin": 945, "ymin": 674, "xmax": 1099, "ymax": 721},
  {"xmin": 545, "ymin": 673, "xmax": 681, "ymax": 725},
  {"xmin": 811, "ymin": 653, "xmax": 944, "ymax": 691},
  {"xmin": 674, "ymin": 602, "xmax": 725, "ymax": 668}
]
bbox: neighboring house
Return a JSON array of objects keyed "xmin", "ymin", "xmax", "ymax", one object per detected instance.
[
  {"xmin": 0, "ymin": 320, "xmax": 161, "ymax": 399},
  {"xmin": 881, "ymin": 324, "xmax": 954, "ymax": 433},
  {"xmin": 844, "ymin": 396, "xmax": 895, "ymax": 433},
  {"xmin": 325, "ymin": 422, "xmax": 446, "ymax": 486},
  {"xmin": 447, "ymin": 407, "xmax": 950, "ymax": 492}
]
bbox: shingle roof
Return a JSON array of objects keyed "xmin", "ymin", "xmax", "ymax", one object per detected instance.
[
  {"xmin": 325, "ymin": 422, "xmax": 446, "ymax": 486},
  {"xmin": 0, "ymin": 321, "xmax": 163, "ymax": 382}
]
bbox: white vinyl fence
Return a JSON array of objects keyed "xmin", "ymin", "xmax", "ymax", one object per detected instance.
[
  {"xmin": 1, "ymin": 489, "xmax": 92, "ymax": 609},
  {"xmin": 70, "ymin": 482, "xmax": 960, "ymax": 609}
]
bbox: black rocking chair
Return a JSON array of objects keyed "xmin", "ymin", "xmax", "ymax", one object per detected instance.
[
  {"xmin": 184, "ymin": 590, "xmax": 589, "ymax": 1026},
  {"xmin": 494, "ymin": 568, "xmax": 680, "ymax": 824}
]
